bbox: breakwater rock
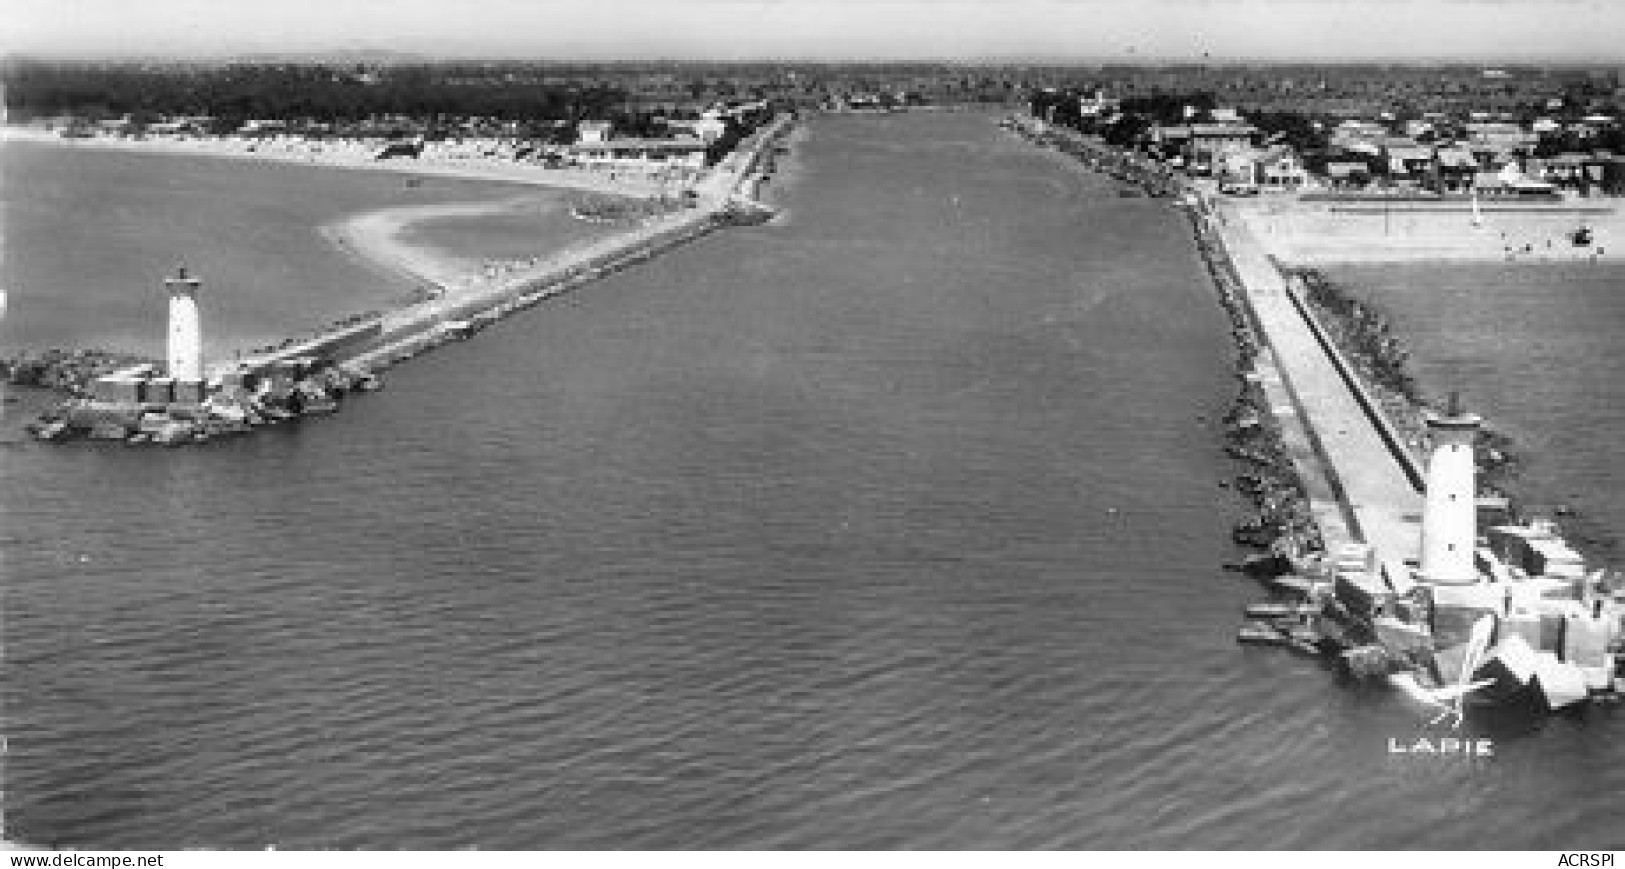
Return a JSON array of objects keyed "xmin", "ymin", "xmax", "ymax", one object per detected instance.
[
  {"xmin": 3, "ymin": 349, "xmax": 160, "ymax": 395},
  {"xmin": 21, "ymin": 117, "xmax": 798, "ymax": 450},
  {"xmin": 1185, "ymin": 204, "xmax": 1323, "ymax": 560},
  {"xmin": 568, "ymin": 193, "xmax": 690, "ymax": 225},
  {"xmin": 1002, "ymin": 114, "xmax": 1323, "ymax": 560},
  {"xmin": 1003, "ymin": 117, "xmax": 1182, "ymax": 198},
  {"xmin": 1284, "ymin": 265, "xmax": 1620, "ymax": 568},
  {"xmin": 1286, "ymin": 267, "xmax": 1515, "ymax": 488},
  {"xmin": 26, "ymin": 359, "xmax": 378, "ymax": 446}
]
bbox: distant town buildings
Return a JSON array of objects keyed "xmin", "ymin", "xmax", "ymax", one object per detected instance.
[
  {"xmin": 11, "ymin": 59, "xmax": 1625, "ymax": 196},
  {"xmin": 1034, "ymin": 73, "xmax": 1625, "ymax": 197}
]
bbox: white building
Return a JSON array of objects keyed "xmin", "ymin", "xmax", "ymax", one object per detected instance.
[
  {"xmin": 166, "ymin": 267, "xmax": 204, "ymax": 391},
  {"xmin": 1418, "ymin": 398, "xmax": 1481, "ymax": 586},
  {"xmin": 576, "ymin": 120, "xmax": 613, "ymax": 144},
  {"xmin": 570, "ymin": 138, "xmax": 710, "ymax": 170}
]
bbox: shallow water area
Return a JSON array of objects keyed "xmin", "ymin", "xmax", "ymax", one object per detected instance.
[{"xmin": 392, "ymin": 193, "xmax": 632, "ymax": 274}]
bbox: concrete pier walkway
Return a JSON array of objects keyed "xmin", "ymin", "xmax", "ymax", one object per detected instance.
[{"xmin": 1209, "ymin": 198, "xmax": 1425, "ymax": 572}]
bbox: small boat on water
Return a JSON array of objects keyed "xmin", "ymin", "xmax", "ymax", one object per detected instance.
[
  {"xmin": 1238, "ymin": 621, "xmax": 1324, "ymax": 654},
  {"xmin": 1245, "ymin": 601, "xmax": 1319, "ymax": 620},
  {"xmin": 1238, "ymin": 622, "xmax": 1288, "ymax": 645}
]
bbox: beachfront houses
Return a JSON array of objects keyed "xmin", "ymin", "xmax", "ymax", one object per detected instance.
[
  {"xmin": 569, "ymin": 137, "xmax": 710, "ymax": 170},
  {"xmin": 1254, "ymin": 147, "xmax": 1310, "ymax": 190},
  {"xmin": 576, "ymin": 120, "xmax": 614, "ymax": 144},
  {"xmin": 664, "ymin": 112, "xmax": 728, "ymax": 144},
  {"xmin": 1431, "ymin": 147, "xmax": 1479, "ymax": 193},
  {"xmin": 1149, "ymin": 120, "xmax": 1261, "ymax": 175},
  {"xmin": 567, "ymin": 116, "xmax": 713, "ymax": 171},
  {"xmin": 1184, "ymin": 123, "xmax": 1260, "ymax": 176},
  {"xmin": 1217, "ymin": 145, "xmax": 1309, "ymax": 191}
]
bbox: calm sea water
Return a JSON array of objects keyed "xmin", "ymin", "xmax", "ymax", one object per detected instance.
[
  {"xmin": 396, "ymin": 195, "xmax": 621, "ymax": 270},
  {"xmin": 0, "ymin": 142, "xmax": 549, "ymax": 357},
  {"xmin": 4, "ymin": 114, "xmax": 1623, "ymax": 849}
]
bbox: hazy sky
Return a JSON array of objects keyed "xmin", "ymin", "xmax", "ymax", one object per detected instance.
[{"xmin": 7, "ymin": 0, "xmax": 1624, "ymax": 62}]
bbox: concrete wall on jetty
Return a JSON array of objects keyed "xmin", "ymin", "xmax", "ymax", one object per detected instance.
[
  {"xmin": 1184, "ymin": 196, "xmax": 1357, "ymax": 558},
  {"xmin": 1200, "ymin": 193, "xmax": 1425, "ymax": 572},
  {"xmin": 227, "ymin": 320, "xmax": 383, "ymax": 378}
]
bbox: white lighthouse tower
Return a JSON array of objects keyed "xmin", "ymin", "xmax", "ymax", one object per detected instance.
[
  {"xmin": 165, "ymin": 266, "xmax": 205, "ymax": 402},
  {"xmin": 1418, "ymin": 393, "xmax": 1482, "ymax": 586}
]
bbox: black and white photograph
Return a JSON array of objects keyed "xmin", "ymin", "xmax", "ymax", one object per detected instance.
[{"xmin": 3, "ymin": 0, "xmax": 1624, "ymax": 856}]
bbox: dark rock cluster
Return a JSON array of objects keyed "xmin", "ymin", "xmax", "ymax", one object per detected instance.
[
  {"xmin": 1186, "ymin": 208, "xmax": 1323, "ymax": 559},
  {"xmin": 25, "ymin": 361, "xmax": 378, "ymax": 446},
  {"xmin": 1286, "ymin": 267, "xmax": 1624, "ymax": 569},
  {"xmin": 1288, "ymin": 267, "xmax": 1516, "ymax": 487},
  {"xmin": 1005, "ymin": 119, "xmax": 1182, "ymax": 198},
  {"xmin": 2, "ymin": 348, "xmax": 160, "ymax": 395}
]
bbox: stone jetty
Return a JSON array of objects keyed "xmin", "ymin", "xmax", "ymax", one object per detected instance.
[{"xmin": 20, "ymin": 115, "xmax": 798, "ymax": 447}]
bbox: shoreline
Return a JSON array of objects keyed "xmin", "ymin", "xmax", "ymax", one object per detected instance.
[
  {"xmin": 17, "ymin": 114, "xmax": 798, "ymax": 445},
  {"xmin": 317, "ymin": 194, "xmax": 622, "ymax": 301},
  {"xmin": 1, "ymin": 125, "xmax": 675, "ymax": 199},
  {"xmin": 336, "ymin": 115, "xmax": 796, "ymax": 360}
]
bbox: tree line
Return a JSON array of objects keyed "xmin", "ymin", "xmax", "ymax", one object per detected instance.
[
  {"xmin": 1029, "ymin": 88, "xmax": 1331, "ymax": 153},
  {"xmin": 4, "ymin": 62, "xmax": 637, "ymax": 132}
]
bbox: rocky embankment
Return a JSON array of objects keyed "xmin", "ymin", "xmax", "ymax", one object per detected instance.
[
  {"xmin": 1287, "ymin": 268, "xmax": 1515, "ymax": 488},
  {"xmin": 1004, "ymin": 115, "xmax": 1322, "ymax": 565},
  {"xmin": 1285, "ymin": 266, "xmax": 1620, "ymax": 566},
  {"xmin": 23, "ymin": 361, "xmax": 379, "ymax": 446},
  {"xmin": 1186, "ymin": 209, "xmax": 1324, "ymax": 565},
  {"xmin": 15, "ymin": 118, "xmax": 796, "ymax": 449},
  {"xmin": 568, "ymin": 193, "xmax": 689, "ymax": 224},
  {"xmin": 1003, "ymin": 118, "xmax": 1183, "ymax": 198},
  {"xmin": 3, "ymin": 349, "xmax": 159, "ymax": 394}
]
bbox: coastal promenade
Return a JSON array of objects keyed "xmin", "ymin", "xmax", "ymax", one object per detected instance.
[{"xmin": 1207, "ymin": 196, "xmax": 1425, "ymax": 572}]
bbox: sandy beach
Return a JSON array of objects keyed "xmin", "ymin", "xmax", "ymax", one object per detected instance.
[
  {"xmin": 4, "ymin": 123, "xmax": 740, "ymax": 345},
  {"xmin": 1, "ymin": 125, "xmax": 679, "ymax": 199},
  {"xmin": 320, "ymin": 200, "xmax": 506, "ymax": 292},
  {"xmin": 1233, "ymin": 194, "xmax": 1623, "ymax": 265},
  {"xmin": 4, "ymin": 114, "xmax": 788, "ymax": 370},
  {"xmin": 318, "ymin": 193, "xmax": 699, "ymax": 331}
]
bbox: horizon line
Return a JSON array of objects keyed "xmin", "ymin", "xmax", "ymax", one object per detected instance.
[{"xmin": 7, "ymin": 49, "xmax": 1625, "ymax": 68}]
